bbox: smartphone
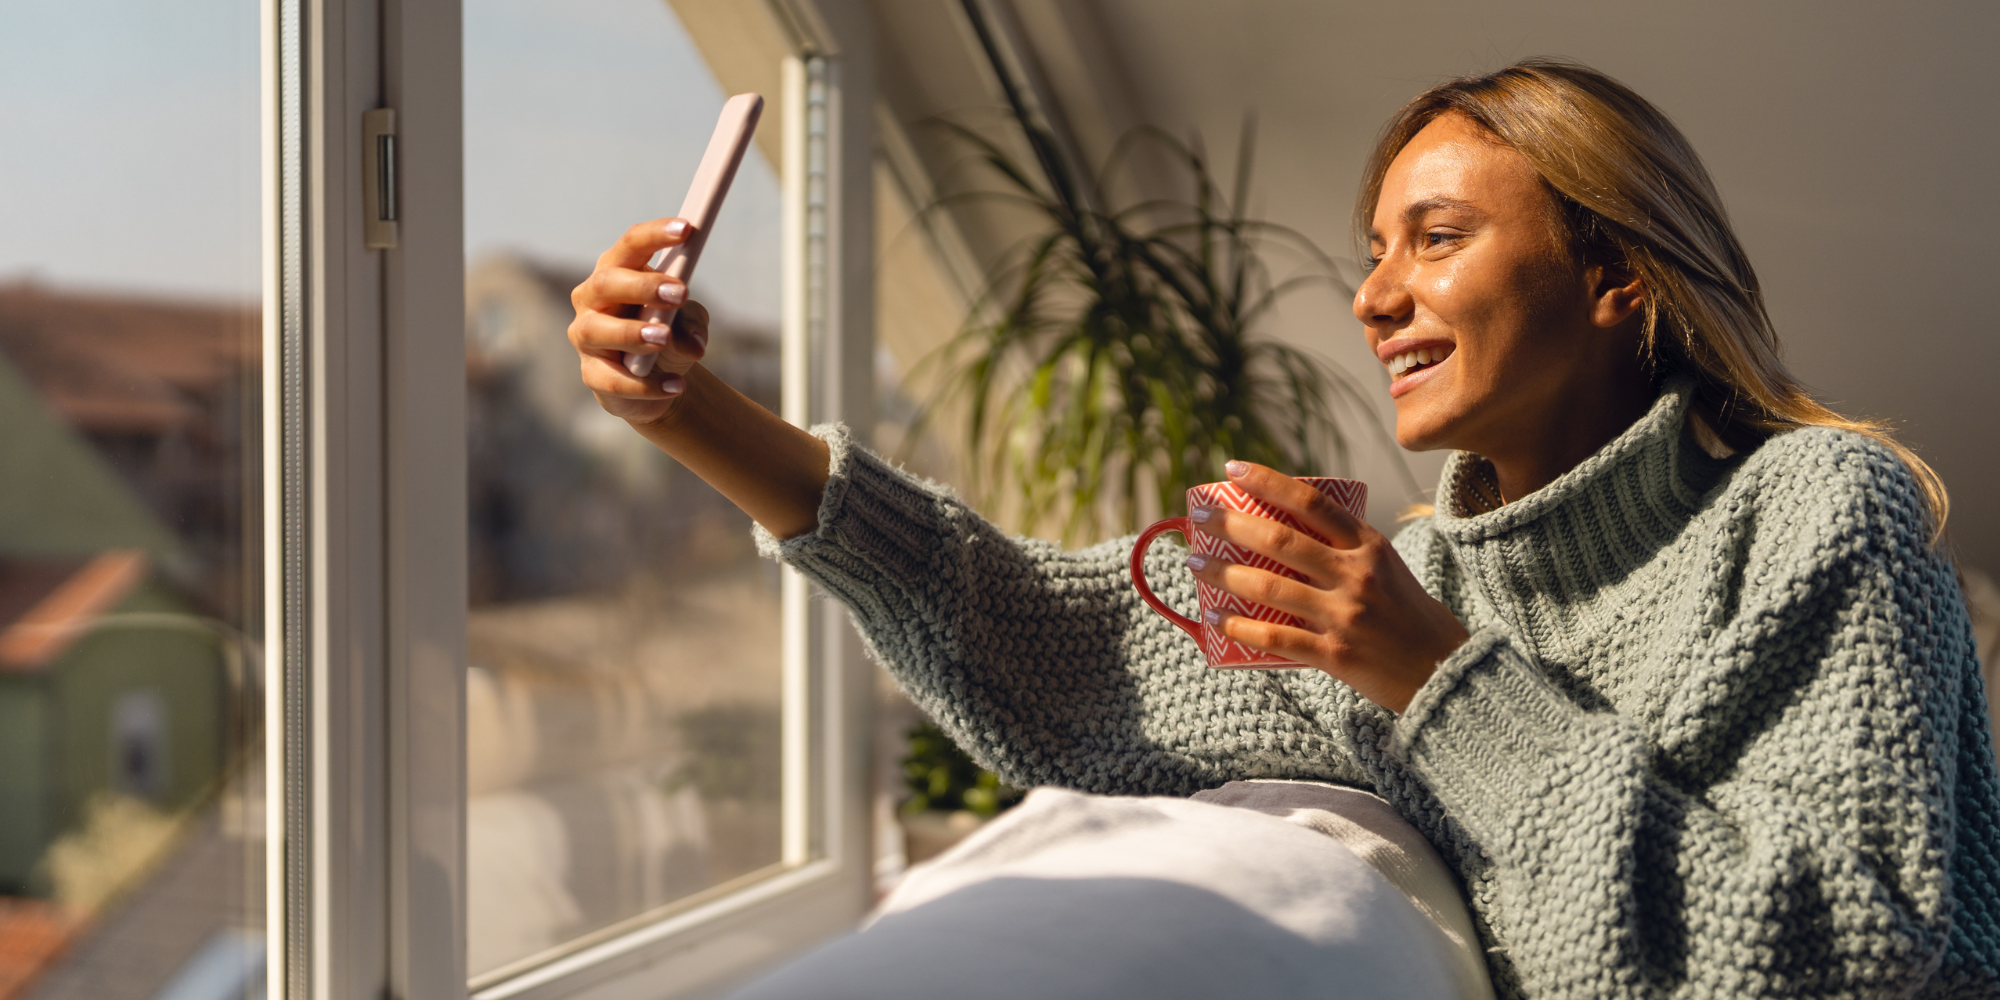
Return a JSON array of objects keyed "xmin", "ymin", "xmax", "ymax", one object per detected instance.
[{"xmin": 626, "ymin": 92, "xmax": 765, "ymax": 377}]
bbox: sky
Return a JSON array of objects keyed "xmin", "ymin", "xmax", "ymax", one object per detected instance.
[
  {"xmin": 0, "ymin": 0, "xmax": 263, "ymax": 300},
  {"xmin": 464, "ymin": 0, "xmax": 783, "ymax": 328},
  {"xmin": 0, "ymin": 0, "xmax": 782, "ymax": 327}
]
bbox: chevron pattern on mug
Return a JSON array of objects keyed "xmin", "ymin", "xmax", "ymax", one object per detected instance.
[{"xmin": 1129, "ymin": 477, "xmax": 1368, "ymax": 668}]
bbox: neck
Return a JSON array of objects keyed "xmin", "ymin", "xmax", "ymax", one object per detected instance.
[{"xmin": 1483, "ymin": 376, "xmax": 1655, "ymax": 504}]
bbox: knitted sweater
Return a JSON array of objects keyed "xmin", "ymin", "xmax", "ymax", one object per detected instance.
[{"xmin": 757, "ymin": 381, "xmax": 2000, "ymax": 999}]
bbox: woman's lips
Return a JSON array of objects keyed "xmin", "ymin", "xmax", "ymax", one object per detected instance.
[
  {"xmin": 1388, "ymin": 356, "xmax": 1446, "ymax": 398},
  {"xmin": 1379, "ymin": 341, "xmax": 1455, "ymax": 399}
]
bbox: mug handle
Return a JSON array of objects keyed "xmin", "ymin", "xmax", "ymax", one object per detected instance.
[{"xmin": 1130, "ymin": 517, "xmax": 1202, "ymax": 641}]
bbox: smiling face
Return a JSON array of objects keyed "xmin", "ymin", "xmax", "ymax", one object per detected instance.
[{"xmin": 1356, "ymin": 113, "xmax": 1649, "ymax": 470}]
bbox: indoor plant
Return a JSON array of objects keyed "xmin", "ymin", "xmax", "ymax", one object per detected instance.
[{"xmin": 910, "ymin": 106, "xmax": 1410, "ymax": 544}]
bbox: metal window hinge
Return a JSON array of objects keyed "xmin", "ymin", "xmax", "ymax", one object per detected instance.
[{"xmin": 363, "ymin": 108, "xmax": 399, "ymax": 249}]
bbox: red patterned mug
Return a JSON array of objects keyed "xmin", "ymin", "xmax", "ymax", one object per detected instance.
[{"xmin": 1129, "ymin": 477, "xmax": 1368, "ymax": 667}]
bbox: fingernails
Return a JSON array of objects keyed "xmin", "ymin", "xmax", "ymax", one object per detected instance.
[
  {"xmin": 657, "ymin": 281, "xmax": 686, "ymax": 305},
  {"xmin": 1203, "ymin": 609, "xmax": 1222, "ymax": 626},
  {"xmin": 1189, "ymin": 506, "xmax": 1212, "ymax": 524},
  {"xmin": 1224, "ymin": 460, "xmax": 1248, "ymax": 479},
  {"xmin": 664, "ymin": 219, "xmax": 689, "ymax": 239},
  {"xmin": 639, "ymin": 324, "xmax": 670, "ymax": 345},
  {"xmin": 1185, "ymin": 554, "xmax": 1209, "ymax": 572},
  {"xmin": 658, "ymin": 372, "xmax": 686, "ymax": 396}
]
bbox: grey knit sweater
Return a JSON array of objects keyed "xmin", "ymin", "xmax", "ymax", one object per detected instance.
[{"xmin": 757, "ymin": 381, "xmax": 2000, "ymax": 998}]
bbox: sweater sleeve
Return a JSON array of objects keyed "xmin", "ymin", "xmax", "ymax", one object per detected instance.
[
  {"xmin": 755, "ymin": 424, "xmax": 1366, "ymax": 795},
  {"xmin": 1389, "ymin": 448, "xmax": 2000, "ymax": 997}
]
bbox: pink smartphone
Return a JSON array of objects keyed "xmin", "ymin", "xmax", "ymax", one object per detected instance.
[{"xmin": 626, "ymin": 92, "xmax": 765, "ymax": 377}]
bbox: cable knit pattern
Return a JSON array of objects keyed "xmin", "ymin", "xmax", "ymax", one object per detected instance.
[{"xmin": 755, "ymin": 380, "xmax": 2000, "ymax": 999}]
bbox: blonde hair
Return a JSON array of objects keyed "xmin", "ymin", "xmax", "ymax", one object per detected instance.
[{"xmin": 1360, "ymin": 59, "xmax": 1947, "ymax": 541}]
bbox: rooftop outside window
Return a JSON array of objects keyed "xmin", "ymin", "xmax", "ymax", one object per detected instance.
[{"xmin": 0, "ymin": 3, "xmax": 265, "ymax": 998}]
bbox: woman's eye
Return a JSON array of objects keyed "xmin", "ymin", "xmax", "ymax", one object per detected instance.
[
  {"xmin": 1425, "ymin": 231, "xmax": 1462, "ymax": 249},
  {"xmin": 1361, "ymin": 256, "xmax": 1381, "ymax": 273}
]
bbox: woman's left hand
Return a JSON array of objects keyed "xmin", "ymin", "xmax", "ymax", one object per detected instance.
[{"xmin": 1188, "ymin": 461, "xmax": 1470, "ymax": 713}]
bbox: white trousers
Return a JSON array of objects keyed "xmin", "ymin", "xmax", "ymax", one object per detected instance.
[{"xmin": 725, "ymin": 781, "xmax": 1494, "ymax": 1000}]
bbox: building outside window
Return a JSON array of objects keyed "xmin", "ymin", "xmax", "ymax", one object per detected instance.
[{"xmin": 0, "ymin": 3, "xmax": 266, "ymax": 999}]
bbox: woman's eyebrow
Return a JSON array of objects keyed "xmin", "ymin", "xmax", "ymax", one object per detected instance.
[
  {"xmin": 1369, "ymin": 197, "xmax": 1479, "ymax": 243},
  {"xmin": 1403, "ymin": 196, "xmax": 1477, "ymax": 222}
]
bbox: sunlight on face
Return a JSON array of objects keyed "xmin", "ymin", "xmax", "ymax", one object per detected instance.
[{"xmin": 1354, "ymin": 114, "xmax": 1628, "ymax": 458}]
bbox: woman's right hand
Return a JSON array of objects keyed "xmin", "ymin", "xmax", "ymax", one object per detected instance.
[
  {"xmin": 564, "ymin": 217, "xmax": 831, "ymax": 539},
  {"xmin": 568, "ymin": 217, "xmax": 710, "ymax": 426}
]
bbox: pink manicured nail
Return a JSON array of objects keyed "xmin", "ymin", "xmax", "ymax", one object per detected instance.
[
  {"xmin": 658, "ymin": 372, "xmax": 686, "ymax": 396},
  {"xmin": 1185, "ymin": 554, "xmax": 1209, "ymax": 572},
  {"xmin": 1189, "ymin": 506, "xmax": 1212, "ymax": 524},
  {"xmin": 664, "ymin": 219, "xmax": 689, "ymax": 239},
  {"xmin": 1203, "ymin": 609, "xmax": 1222, "ymax": 626},
  {"xmin": 657, "ymin": 281, "xmax": 686, "ymax": 304},
  {"xmin": 1224, "ymin": 460, "xmax": 1248, "ymax": 478},
  {"xmin": 639, "ymin": 324, "xmax": 670, "ymax": 345}
]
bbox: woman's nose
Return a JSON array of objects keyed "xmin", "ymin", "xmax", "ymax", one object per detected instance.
[{"xmin": 1352, "ymin": 259, "xmax": 1414, "ymax": 330}]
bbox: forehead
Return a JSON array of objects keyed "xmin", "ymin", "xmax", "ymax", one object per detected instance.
[{"xmin": 1371, "ymin": 114, "xmax": 1547, "ymax": 227}]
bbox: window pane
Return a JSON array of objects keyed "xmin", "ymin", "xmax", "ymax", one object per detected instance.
[
  {"xmin": 463, "ymin": 0, "xmax": 786, "ymax": 979},
  {"xmin": 0, "ymin": 3, "xmax": 265, "ymax": 1000}
]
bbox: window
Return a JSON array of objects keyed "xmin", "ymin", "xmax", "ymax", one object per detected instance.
[
  {"xmin": 448, "ymin": 3, "xmax": 881, "ymax": 999},
  {"xmin": 2, "ymin": 3, "xmax": 878, "ymax": 998},
  {"xmin": 0, "ymin": 4, "xmax": 266, "ymax": 1000},
  {"xmin": 461, "ymin": 0, "xmax": 791, "ymax": 982}
]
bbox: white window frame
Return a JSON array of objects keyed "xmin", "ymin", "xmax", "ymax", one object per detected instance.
[{"xmin": 263, "ymin": 2, "xmax": 880, "ymax": 998}]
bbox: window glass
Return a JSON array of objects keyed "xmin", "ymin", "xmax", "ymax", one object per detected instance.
[
  {"xmin": 463, "ymin": 0, "xmax": 786, "ymax": 980},
  {"xmin": 0, "ymin": 3, "xmax": 265, "ymax": 1000}
]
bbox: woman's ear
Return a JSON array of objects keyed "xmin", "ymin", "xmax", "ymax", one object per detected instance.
[{"xmin": 1588, "ymin": 264, "xmax": 1646, "ymax": 330}]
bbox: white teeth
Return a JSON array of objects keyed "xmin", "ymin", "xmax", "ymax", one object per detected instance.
[{"xmin": 1387, "ymin": 346, "xmax": 1452, "ymax": 377}]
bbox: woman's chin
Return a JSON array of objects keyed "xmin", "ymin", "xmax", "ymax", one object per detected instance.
[
  {"xmin": 1393, "ymin": 414, "xmax": 1455, "ymax": 453},
  {"xmin": 1390, "ymin": 380, "xmax": 1463, "ymax": 452}
]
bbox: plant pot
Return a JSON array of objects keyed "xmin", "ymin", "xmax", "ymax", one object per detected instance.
[{"xmin": 898, "ymin": 809, "xmax": 988, "ymax": 866}]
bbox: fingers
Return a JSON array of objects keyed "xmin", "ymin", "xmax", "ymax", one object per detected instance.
[
  {"xmin": 569, "ymin": 220, "xmax": 702, "ymax": 420},
  {"xmin": 1188, "ymin": 502, "xmax": 1340, "ymax": 585},
  {"xmin": 574, "ymin": 304, "xmax": 711, "ymax": 400},
  {"xmin": 1186, "ymin": 553, "xmax": 1333, "ymax": 622},
  {"xmin": 1206, "ymin": 608, "xmax": 1413, "ymax": 706},
  {"xmin": 572, "ymin": 265, "xmax": 689, "ymax": 318},
  {"xmin": 573, "ymin": 219, "xmax": 693, "ymax": 319},
  {"xmin": 1223, "ymin": 461, "xmax": 1366, "ymax": 548},
  {"xmin": 1206, "ymin": 604, "xmax": 1426, "ymax": 711},
  {"xmin": 673, "ymin": 299, "xmax": 710, "ymax": 353},
  {"xmin": 578, "ymin": 349, "xmax": 688, "ymax": 400},
  {"xmin": 570, "ymin": 299, "xmax": 710, "ymax": 367},
  {"xmin": 1204, "ymin": 613, "xmax": 1337, "ymax": 670},
  {"xmin": 594, "ymin": 217, "xmax": 692, "ymax": 272}
]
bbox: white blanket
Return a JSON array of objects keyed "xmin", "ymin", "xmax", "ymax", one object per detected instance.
[{"xmin": 726, "ymin": 781, "xmax": 1493, "ymax": 1000}]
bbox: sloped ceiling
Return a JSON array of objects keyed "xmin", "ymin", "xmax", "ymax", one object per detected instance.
[{"xmin": 870, "ymin": 0, "xmax": 2000, "ymax": 570}]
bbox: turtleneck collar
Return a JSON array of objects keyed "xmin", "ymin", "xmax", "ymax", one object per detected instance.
[{"xmin": 1427, "ymin": 377, "xmax": 1726, "ymax": 549}]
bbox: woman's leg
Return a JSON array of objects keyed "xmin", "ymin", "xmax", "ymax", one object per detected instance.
[{"xmin": 721, "ymin": 788, "xmax": 1489, "ymax": 1000}]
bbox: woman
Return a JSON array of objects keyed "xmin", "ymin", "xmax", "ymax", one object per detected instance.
[{"xmin": 568, "ymin": 61, "xmax": 2000, "ymax": 998}]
